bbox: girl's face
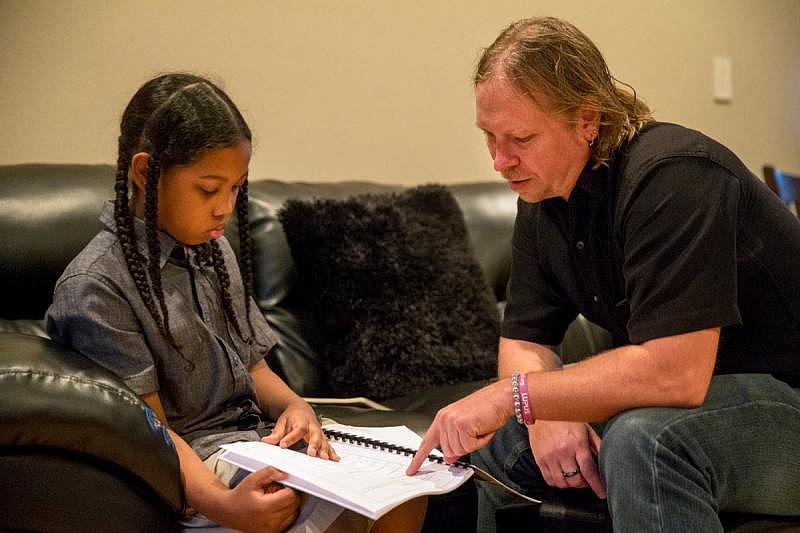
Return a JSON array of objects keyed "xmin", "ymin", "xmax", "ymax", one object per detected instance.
[{"xmin": 132, "ymin": 141, "xmax": 251, "ymax": 245}]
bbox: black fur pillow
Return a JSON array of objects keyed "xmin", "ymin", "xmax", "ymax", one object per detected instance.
[{"xmin": 278, "ymin": 185, "xmax": 499, "ymax": 400}]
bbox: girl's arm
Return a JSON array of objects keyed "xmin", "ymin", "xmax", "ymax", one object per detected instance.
[
  {"xmin": 249, "ymin": 360, "xmax": 339, "ymax": 460},
  {"xmin": 249, "ymin": 359, "xmax": 309, "ymax": 419},
  {"xmin": 140, "ymin": 391, "xmax": 301, "ymax": 532}
]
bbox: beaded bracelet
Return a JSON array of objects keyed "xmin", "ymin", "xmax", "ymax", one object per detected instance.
[{"xmin": 511, "ymin": 372, "xmax": 524, "ymax": 424}]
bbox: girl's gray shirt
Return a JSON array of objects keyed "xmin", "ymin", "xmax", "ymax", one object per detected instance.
[{"xmin": 47, "ymin": 201, "xmax": 279, "ymax": 459}]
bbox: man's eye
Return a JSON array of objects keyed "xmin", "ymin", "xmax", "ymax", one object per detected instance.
[{"xmin": 514, "ymin": 135, "xmax": 534, "ymax": 144}]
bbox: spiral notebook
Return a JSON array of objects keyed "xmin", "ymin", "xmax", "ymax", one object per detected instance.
[{"xmin": 218, "ymin": 424, "xmax": 473, "ymax": 520}]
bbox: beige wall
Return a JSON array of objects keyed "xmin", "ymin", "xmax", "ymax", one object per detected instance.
[{"xmin": 2, "ymin": 0, "xmax": 798, "ymax": 185}]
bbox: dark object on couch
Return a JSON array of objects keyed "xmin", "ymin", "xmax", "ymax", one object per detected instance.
[{"xmin": 277, "ymin": 185, "xmax": 500, "ymax": 400}]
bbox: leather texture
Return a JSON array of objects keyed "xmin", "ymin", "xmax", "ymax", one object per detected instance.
[
  {"xmin": 0, "ymin": 452, "xmax": 181, "ymax": 533},
  {"xmin": 0, "ymin": 164, "xmax": 114, "ymax": 320},
  {"xmin": 0, "ymin": 333, "xmax": 183, "ymax": 529}
]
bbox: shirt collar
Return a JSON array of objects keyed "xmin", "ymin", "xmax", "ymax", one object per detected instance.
[
  {"xmin": 99, "ymin": 200, "xmax": 180, "ymax": 270},
  {"xmin": 541, "ymin": 161, "xmax": 609, "ymax": 213},
  {"xmin": 571, "ymin": 161, "xmax": 609, "ymax": 201}
]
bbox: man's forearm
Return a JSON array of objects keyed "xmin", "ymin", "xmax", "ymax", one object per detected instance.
[
  {"xmin": 511, "ymin": 328, "xmax": 719, "ymax": 422},
  {"xmin": 498, "ymin": 336, "xmax": 563, "ymax": 378}
]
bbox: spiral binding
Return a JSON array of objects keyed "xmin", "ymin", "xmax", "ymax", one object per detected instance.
[
  {"xmin": 322, "ymin": 427, "xmax": 542, "ymax": 504},
  {"xmin": 322, "ymin": 428, "xmax": 470, "ymax": 469}
]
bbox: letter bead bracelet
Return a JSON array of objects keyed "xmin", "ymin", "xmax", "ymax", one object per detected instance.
[{"xmin": 511, "ymin": 371, "xmax": 535, "ymax": 426}]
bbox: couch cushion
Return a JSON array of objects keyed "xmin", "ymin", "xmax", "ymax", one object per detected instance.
[
  {"xmin": 0, "ymin": 164, "xmax": 114, "ymax": 321},
  {"xmin": 277, "ymin": 184, "xmax": 499, "ymax": 400},
  {"xmin": 446, "ymin": 182, "xmax": 517, "ymax": 303},
  {"xmin": 243, "ymin": 180, "xmax": 404, "ymax": 395}
]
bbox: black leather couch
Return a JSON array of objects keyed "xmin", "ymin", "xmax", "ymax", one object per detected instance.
[
  {"xmin": 2, "ymin": 163, "xmax": 550, "ymax": 531},
  {"xmin": 6, "ymin": 164, "xmax": 788, "ymax": 532}
]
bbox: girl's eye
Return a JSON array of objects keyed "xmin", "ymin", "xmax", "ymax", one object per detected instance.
[{"xmin": 200, "ymin": 188, "xmax": 218, "ymax": 196}]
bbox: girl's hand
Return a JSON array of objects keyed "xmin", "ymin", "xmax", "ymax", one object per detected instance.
[
  {"xmin": 222, "ymin": 467, "xmax": 301, "ymax": 533},
  {"xmin": 261, "ymin": 400, "xmax": 340, "ymax": 461}
]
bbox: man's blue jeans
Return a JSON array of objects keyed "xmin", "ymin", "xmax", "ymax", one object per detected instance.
[{"xmin": 472, "ymin": 374, "xmax": 800, "ymax": 532}]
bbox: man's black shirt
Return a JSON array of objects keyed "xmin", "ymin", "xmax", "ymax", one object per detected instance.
[{"xmin": 502, "ymin": 122, "xmax": 800, "ymax": 387}]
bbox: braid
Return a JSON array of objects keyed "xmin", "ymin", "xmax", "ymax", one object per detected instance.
[
  {"xmin": 235, "ymin": 181, "xmax": 256, "ymax": 338},
  {"xmin": 209, "ymin": 239, "xmax": 245, "ymax": 341},
  {"xmin": 192, "ymin": 242, "xmax": 213, "ymax": 268},
  {"xmin": 143, "ymin": 156, "xmax": 179, "ymax": 350},
  {"xmin": 114, "ymin": 154, "xmax": 190, "ymax": 366},
  {"xmin": 114, "ymin": 156, "xmax": 162, "ymax": 342}
]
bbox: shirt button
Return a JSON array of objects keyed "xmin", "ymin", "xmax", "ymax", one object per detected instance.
[
  {"xmin": 593, "ymin": 295, "xmax": 599, "ymax": 303},
  {"xmin": 575, "ymin": 241, "xmax": 585, "ymax": 250}
]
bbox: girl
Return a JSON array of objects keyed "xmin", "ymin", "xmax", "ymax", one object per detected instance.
[{"xmin": 46, "ymin": 73, "xmax": 424, "ymax": 532}]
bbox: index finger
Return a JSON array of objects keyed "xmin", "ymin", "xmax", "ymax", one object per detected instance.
[
  {"xmin": 261, "ymin": 419, "xmax": 286, "ymax": 445},
  {"xmin": 405, "ymin": 426, "xmax": 441, "ymax": 475},
  {"xmin": 278, "ymin": 424, "xmax": 307, "ymax": 449}
]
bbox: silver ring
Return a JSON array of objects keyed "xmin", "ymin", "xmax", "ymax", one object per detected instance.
[{"xmin": 562, "ymin": 468, "xmax": 581, "ymax": 478}]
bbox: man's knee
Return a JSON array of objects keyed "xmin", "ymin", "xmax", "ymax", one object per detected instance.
[
  {"xmin": 598, "ymin": 407, "xmax": 679, "ymax": 482},
  {"xmin": 599, "ymin": 405, "xmax": 723, "ymax": 504}
]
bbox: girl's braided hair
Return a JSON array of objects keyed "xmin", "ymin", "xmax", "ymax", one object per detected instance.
[{"xmin": 114, "ymin": 73, "xmax": 256, "ymax": 364}]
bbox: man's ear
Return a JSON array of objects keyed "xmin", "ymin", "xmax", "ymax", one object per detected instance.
[
  {"xmin": 576, "ymin": 106, "xmax": 601, "ymax": 141},
  {"xmin": 130, "ymin": 152, "xmax": 150, "ymax": 193}
]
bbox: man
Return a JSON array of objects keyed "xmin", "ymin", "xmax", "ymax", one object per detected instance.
[{"xmin": 407, "ymin": 16, "xmax": 800, "ymax": 532}]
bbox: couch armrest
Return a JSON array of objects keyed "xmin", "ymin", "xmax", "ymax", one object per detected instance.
[{"xmin": 0, "ymin": 332, "xmax": 184, "ymax": 527}]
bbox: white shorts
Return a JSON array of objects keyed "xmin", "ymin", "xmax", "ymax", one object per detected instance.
[
  {"xmin": 189, "ymin": 446, "xmax": 344, "ymax": 533},
  {"xmin": 183, "ymin": 415, "xmax": 376, "ymax": 533}
]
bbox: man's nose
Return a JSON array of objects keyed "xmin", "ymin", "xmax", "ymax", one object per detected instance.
[{"xmin": 493, "ymin": 145, "xmax": 518, "ymax": 172}]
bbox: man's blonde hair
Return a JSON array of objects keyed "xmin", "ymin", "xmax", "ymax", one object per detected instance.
[{"xmin": 475, "ymin": 17, "xmax": 653, "ymax": 165}]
